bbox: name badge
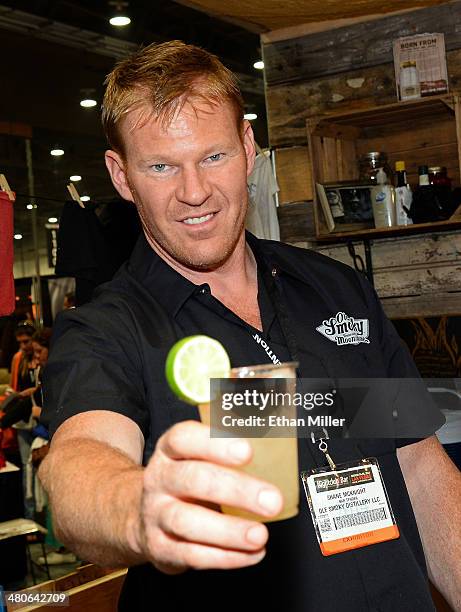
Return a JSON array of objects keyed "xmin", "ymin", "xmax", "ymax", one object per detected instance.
[{"xmin": 301, "ymin": 458, "xmax": 400, "ymax": 556}]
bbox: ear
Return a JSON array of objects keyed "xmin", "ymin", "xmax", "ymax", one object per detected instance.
[
  {"xmin": 104, "ymin": 150, "xmax": 135, "ymax": 203},
  {"xmin": 242, "ymin": 120, "xmax": 256, "ymax": 177}
]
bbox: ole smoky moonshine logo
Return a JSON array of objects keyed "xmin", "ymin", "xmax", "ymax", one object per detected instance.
[{"xmin": 316, "ymin": 312, "xmax": 370, "ymax": 346}]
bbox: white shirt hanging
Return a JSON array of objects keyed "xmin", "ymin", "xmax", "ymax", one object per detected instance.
[{"xmin": 246, "ymin": 152, "xmax": 280, "ymax": 241}]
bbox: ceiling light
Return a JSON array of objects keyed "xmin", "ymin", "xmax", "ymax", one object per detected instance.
[
  {"xmin": 80, "ymin": 88, "xmax": 97, "ymax": 108},
  {"xmin": 110, "ymin": 15, "xmax": 130, "ymax": 26},
  {"xmin": 80, "ymin": 98, "xmax": 97, "ymax": 108},
  {"xmin": 26, "ymin": 204, "xmax": 33, "ymax": 210},
  {"xmin": 50, "ymin": 148, "xmax": 64, "ymax": 156},
  {"xmin": 244, "ymin": 113, "xmax": 257, "ymax": 121},
  {"xmin": 81, "ymin": 195, "xmax": 91, "ymax": 202},
  {"xmin": 48, "ymin": 217, "xmax": 58, "ymax": 223},
  {"xmin": 70, "ymin": 175, "xmax": 82, "ymax": 182},
  {"xmin": 253, "ymin": 60, "xmax": 264, "ymax": 70},
  {"xmin": 14, "ymin": 234, "xmax": 22, "ymax": 240},
  {"xmin": 109, "ymin": 1, "xmax": 131, "ymax": 26}
]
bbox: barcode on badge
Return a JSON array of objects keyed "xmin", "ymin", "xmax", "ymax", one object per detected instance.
[
  {"xmin": 318, "ymin": 517, "xmax": 332, "ymax": 532},
  {"xmin": 333, "ymin": 507, "xmax": 386, "ymax": 530}
]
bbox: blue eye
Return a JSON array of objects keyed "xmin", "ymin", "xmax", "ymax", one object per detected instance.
[
  {"xmin": 152, "ymin": 164, "xmax": 167, "ymax": 172},
  {"xmin": 208, "ymin": 154, "xmax": 222, "ymax": 162}
]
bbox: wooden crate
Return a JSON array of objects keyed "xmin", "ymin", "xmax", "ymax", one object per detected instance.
[
  {"xmin": 274, "ymin": 146, "xmax": 313, "ymax": 204},
  {"xmin": 307, "ymin": 94, "xmax": 461, "ymax": 238}
]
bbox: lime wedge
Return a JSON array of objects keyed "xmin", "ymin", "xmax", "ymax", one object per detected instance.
[{"xmin": 165, "ymin": 335, "xmax": 231, "ymax": 405}]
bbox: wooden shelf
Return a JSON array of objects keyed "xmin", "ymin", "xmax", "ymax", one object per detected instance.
[
  {"xmin": 315, "ymin": 217, "xmax": 461, "ymax": 243},
  {"xmin": 307, "ymin": 94, "xmax": 461, "ymax": 240},
  {"xmin": 309, "ymin": 94, "xmax": 456, "ymax": 135}
]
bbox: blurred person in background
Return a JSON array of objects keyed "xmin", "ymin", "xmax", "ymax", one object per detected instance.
[
  {"xmin": 63, "ymin": 292, "xmax": 75, "ymax": 310},
  {"xmin": 5, "ymin": 322, "xmax": 38, "ymax": 518},
  {"xmin": 0, "ymin": 306, "xmax": 34, "ymax": 370},
  {"xmin": 10, "ymin": 322, "xmax": 37, "ymax": 393}
]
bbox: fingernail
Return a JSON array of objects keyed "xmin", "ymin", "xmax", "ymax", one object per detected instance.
[
  {"xmin": 246, "ymin": 524, "xmax": 266, "ymax": 546},
  {"xmin": 258, "ymin": 489, "xmax": 282, "ymax": 514},
  {"xmin": 228, "ymin": 440, "xmax": 250, "ymax": 461}
]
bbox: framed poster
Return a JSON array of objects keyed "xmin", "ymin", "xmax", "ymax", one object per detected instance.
[{"xmin": 316, "ymin": 181, "xmax": 374, "ymax": 232}]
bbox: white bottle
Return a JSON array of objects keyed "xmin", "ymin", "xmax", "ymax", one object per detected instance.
[
  {"xmin": 400, "ymin": 60, "xmax": 421, "ymax": 101},
  {"xmin": 394, "ymin": 161, "xmax": 413, "ymax": 226},
  {"xmin": 371, "ymin": 168, "xmax": 395, "ymax": 228}
]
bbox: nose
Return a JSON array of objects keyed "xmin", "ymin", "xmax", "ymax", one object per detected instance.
[{"xmin": 176, "ymin": 165, "xmax": 211, "ymax": 206}]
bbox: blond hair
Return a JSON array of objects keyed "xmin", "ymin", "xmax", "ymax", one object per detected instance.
[{"xmin": 102, "ymin": 40, "xmax": 244, "ymax": 155}]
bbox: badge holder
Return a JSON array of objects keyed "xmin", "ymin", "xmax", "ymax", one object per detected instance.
[{"xmin": 301, "ymin": 429, "xmax": 400, "ymax": 556}]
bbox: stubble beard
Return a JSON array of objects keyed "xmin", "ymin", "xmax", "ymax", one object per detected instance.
[{"xmin": 137, "ymin": 200, "xmax": 248, "ymax": 272}]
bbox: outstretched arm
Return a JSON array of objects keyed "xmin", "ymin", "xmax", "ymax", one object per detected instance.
[{"xmin": 39, "ymin": 410, "xmax": 282, "ymax": 573}]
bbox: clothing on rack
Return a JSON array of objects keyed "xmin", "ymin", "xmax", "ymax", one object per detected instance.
[
  {"xmin": 48, "ymin": 278, "xmax": 76, "ymax": 320},
  {"xmin": 55, "ymin": 199, "xmax": 141, "ymax": 305},
  {"xmin": 246, "ymin": 152, "xmax": 280, "ymax": 241},
  {"xmin": 0, "ymin": 191, "xmax": 15, "ymax": 316}
]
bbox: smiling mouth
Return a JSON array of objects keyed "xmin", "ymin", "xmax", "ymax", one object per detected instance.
[{"xmin": 182, "ymin": 213, "xmax": 215, "ymax": 225}]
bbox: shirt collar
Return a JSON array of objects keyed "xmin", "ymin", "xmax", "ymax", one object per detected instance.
[
  {"xmin": 245, "ymin": 231, "xmax": 316, "ymax": 287},
  {"xmin": 127, "ymin": 233, "xmax": 201, "ymax": 317},
  {"xmin": 127, "ymin": 231, "xmax": 300, "ymax": 319}
]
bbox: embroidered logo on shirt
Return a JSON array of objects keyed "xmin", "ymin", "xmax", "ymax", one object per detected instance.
[{"xmin": 316, "ymin": 312, "xmax": 370, "ymax": 346}]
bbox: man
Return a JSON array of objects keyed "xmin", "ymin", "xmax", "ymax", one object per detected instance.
[
  {"xmin": 10, "ymin": 322, "xmax": 36, "ymax": 392},
  {"xmin": 40, "ymin": 41, "xmax": 460, "ymax": 611},
  {"xmin": 1, "ymin": 329, "xmax": 52, "ymax": 429},
  {"xmin": 8, "ymin": 321, "xmax": 38, "ymax": 519}
]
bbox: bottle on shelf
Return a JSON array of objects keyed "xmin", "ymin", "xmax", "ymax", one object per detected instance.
[
  {"xmin": 428, "ymin": 166, "xmax": 451, "ymax": 189},
  {"xmin": 428, "ymin": 166, "xmax": 453, "ymax": 217},
  {"xmin": 419, "ymin": 165, "xmax": 430, "ymax": 186},
  {"xmin": 409, "ymin": 165, "xmax": 444, "ymax": 223},
  {"xmin": 371, "ymin": 167, "xmax": 395, "ymax": 228},
  {"xmin": 359, "ymin": 151, "xmax": 392, "ymax": 184},
  {"xmin": 394, "ymin": 161, "xmax": 413, "ymax": 226},
  {"xmin": 399, "ymin": 60, "xmax": 421, "ymax": 101}
]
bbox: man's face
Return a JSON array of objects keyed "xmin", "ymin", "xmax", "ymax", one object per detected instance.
[
  {"xmin": 32, "ymin": 342, "xmax": 48, "ymax": 367},
  {"xmin": 105, "ymin": 98, "xmax": 256, "ymax": 271},
  {"xmin": 16, "ymin": 334, "xmax": 32, "ymax": 355}
]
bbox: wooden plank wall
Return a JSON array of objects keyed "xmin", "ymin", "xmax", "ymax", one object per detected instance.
[
  {"xmin": 291, "ymin": 230, "xmax": 461, "ymax": 318},
  {"xmin": 267, "ymin": 0, "xmax": 461, "ymax": 271},
  {"xmin": 277, "ymin": 201, "xmax": 315, "ymax": 244},
  {"xmin": 265, "ymin": 6, "xmax": 461, "ymax": 316},
  {"xmin": 263, "ymin": 1, "xmax": 461, "ymax": 148}
]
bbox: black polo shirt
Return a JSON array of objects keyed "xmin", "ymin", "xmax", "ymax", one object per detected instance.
[{"xmin": 42, "ymin": 233, "xmax": 440, "ymax": 612}]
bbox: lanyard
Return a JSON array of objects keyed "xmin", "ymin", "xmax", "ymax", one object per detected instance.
[
  {"xmin": 246, "ymin": 264, "xmax": 296, "ymax": 367},
  {"xmin": 250, "ymin": 329, "xmax": 283, "ymax": 365},
  {"xmin": 258, "ymin": 262, "xmax": 336, "ymax": 378},
  {"xmin": 263, "ymin": 267, "xmax": 300, "ymax": 365},
  {"xmin": 257, "ymin": 261, "xmax": 345, "ymax": 466}
]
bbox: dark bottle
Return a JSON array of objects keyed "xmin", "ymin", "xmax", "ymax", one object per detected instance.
[
  {"xmin": 409, "ymin": 166, "xmax": 444, "ymax": 223},
  {"xmin": 419, "ymin": 165, "xmax": 430, "ymax": 185},
  {"xmin": 428, "ymin": 166, "xmax": 451, "ymax": 188},
  {"xmin": 394, "ymin": 161, "xmax": 412, "ymax": 226},
  {"xmin": 428, "ymin": 166, "xmax": 453, "ymax": 217}
]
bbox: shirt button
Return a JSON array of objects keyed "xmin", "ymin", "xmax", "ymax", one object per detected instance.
[{"xmin": 271, "ymin": 267, "xmax": 277, "ymax": 277}]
